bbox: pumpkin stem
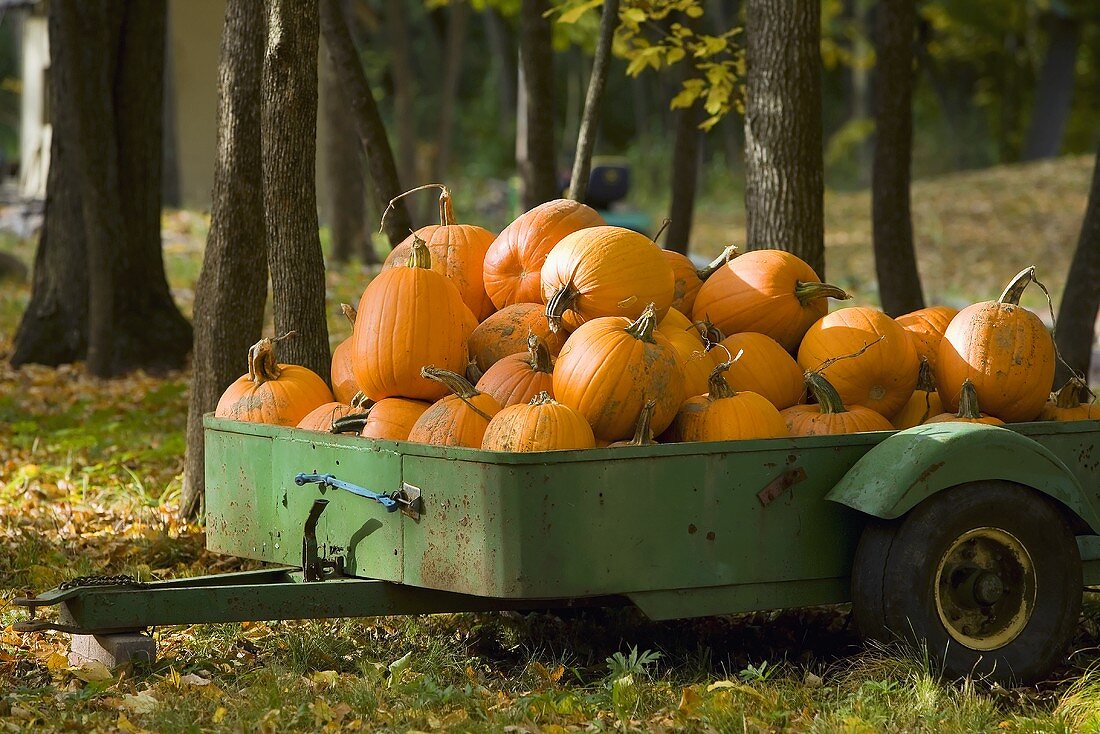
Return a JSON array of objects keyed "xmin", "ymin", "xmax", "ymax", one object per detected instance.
[
  {"xmin": 465, "ymin": 358, "xmax": 484, "ymax": 385},
  {"xmin": 529, "ymin": 390, "xmax": 556, "ymax": 406},
  {"xmin": 956, "ymin": 379, "xmax": 985, "ymax": 419},
  {"xmin": 379, "ymin": 183, "xmax": 452, "ymax": 234},
  {"xmin": 653, "ymin": 218, "xmax": 671, "ymax": 243},
  {"xmin": 1052, "ymin": 377, "xmax": 1089, "ymax": 409},
  {"xmin": 625, "ymin": 400, "xmax": 657, "ymax": 446},
  {"xmin": 331, "ymin": 411, "xmax": 372, "ymax": 434},
  {"xmin": 707, "ymin": 358, "xmax": 739, "ymax": 400},
  {"xmin": 406, "ymin": 234, "xmax": 432, "ymax": 269},
  {"xmin": 421, "ymin": 365, "xmax": 495, "ymax": 422},
  {"xmin": 793, "ymin": 281, "xmax": 852, "ymax": 307},
  {"xmin": 697, "ymin": 245, "xmax": 739, "ymax": 281},
  {"xmin": 915, "ymin": 357, "xmax": 937, "ymax": 393},
  {"xmin": 438, "ymin": 186, "xmax": 455, "ymax": 226},
  {"xmin": 805, "ymin": 371, "xmax": 847, "ymax": 415},
  {"xmin": 526, "ymin": 333, "xmax": 554, "ymax": 374},
  {"xmin": 545, "ymin": 283, "xmax": 580, "ymax": 333},
  {"xmin": 689, "ymin": 319, "xmax": 725, "ymax": 351},
  {"xmin": 623, "ymin": 303, "xmax": 659, "ymax": 343},
  {"xmin": 350, "ymin": 391, "xmax": 373, "ymax": 410},
  {"xmin": 998, "ymin": 266, "xmax": 1036, "ymax": 305},
  {"xmin": 813, "ymin": 335, "xmax": 886, "ymax": 374},
  {"xmin": 341, "ymin": 303, "xmax": 357, "ymax": 325},
  {"xmin": 246, "ymin": 331, "xmax": 297, "ymax": 384}
]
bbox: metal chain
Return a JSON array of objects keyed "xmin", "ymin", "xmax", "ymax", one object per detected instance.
[{"xmin": 58, "ymin": 574, "xmax": 146, "ymax": 591}]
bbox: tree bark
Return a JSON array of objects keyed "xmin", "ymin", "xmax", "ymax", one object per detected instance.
[
  {"xmin": 321, "ymin": 43, "xmax": 373, "ymax": 265},
  {"xmin": 518, "ymin": 0, "xmax": 558, "ymax": 209},
  {"xmin": 1021, "ymin": 13, "xmax": 1079, "ymax": 162},
  {"xmin": 871, "ymin": 0, "xmax": 924, "ymax": 316},
  {"xmin": 181, "ymin": 0, "xmax": 268, "ymax": 520},
  {"xmin": 1054, "ymin": 145, "xmax": 1100, "ymax": 388},
  {"xmin": 262, "ymin": 0, "xmax": 330, "ymax": 381},
  {"xmin": 386, "ymin": 0, "xmax": 416, "ymax": 181},
  {"xmin": 666, "ymin": 77, "xmax": 703, "ymax": 254},
  {"xmin": 744, "ymin": 0, "xmax": 825, "ymax": 277},
  {"xmin": 320, "ymin": 0, "xmax": 411, "ymax": 246},
  {"xmin": 433, "ymin": 1, "xmax": 467, "ymax": 183},
  {"xmin": 484, "ymin": 8, "xmax": 517, "ymax": 133},
  {"xmin": 568, "ymin": 0, "xmax": 618, "ymax": 203}
]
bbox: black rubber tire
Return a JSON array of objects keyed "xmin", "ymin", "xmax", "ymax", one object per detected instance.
[
  {"xmin": 851, "ymin": 518, "xmax": 901, "ymax": 643},
  {"xmin": 862, "ymin": 481, "xmax": 1081, "ymax": 684}
]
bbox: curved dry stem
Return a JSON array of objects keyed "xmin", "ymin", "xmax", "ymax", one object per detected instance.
[
  {"xmin": 624, "ymin": 399, "xmax": 657, "ymax": 446},
  {"xmin": 915, "ymin": 357, "xmax": 936, "ymax": 393},
  {"xmin": 623, "ymin": 303, "xmax": 659, "ymax": 343},
  {"xmin": 526, "ymin": 334, "xmax": 554, "ymax": 374},
  {"xmin": 247, "ymin": 331, "xmax": 297, "ymax": 384},
  {"xmin": 998, "ymin": 266, "xmax": 1036, "ymax": 305},
  {"xmin": 421, "ymin": 365, "xmax": 495, "ymax": 422},
  {"xmin": 697, "ymin": 244, "xmax": 739, "ymax": 280},
  {"xmin": 794, "ymin": 281, "xmax": 852, "ymax": 307},
  {"xmin": 812, "ymin": 335, "xmax": 885, "ymax": 375},
  {"xmin": 545, "ymin": 283, "xmax": 580, "ymax": 334},
  {"xmin": 341, "ymin": 303, "xmax": 357, "ymax": 325},
  {"xmin": 707, "ymin": 359, "xmax": 737, "ymax": 400},
  {"xmin": 379, "ymin": 183, "xmax": 453, "ymax": 233},
  {"xmin": 406, "ymin": 234, "xmax": 432, "ymax": 269},
  {"xmin": 956, "ymin": 379, "xmax": 984, "ymax": 419},
  {"xmin": 804, "ymin": 371, "xmax": 847, "ymax": 414},
  {"xmin": 653, "ymin": 218, "xmax": 672, "ymax": 244}
]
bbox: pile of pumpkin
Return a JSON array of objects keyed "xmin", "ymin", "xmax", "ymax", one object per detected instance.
[{"xmin": 215, "ymin": 186, "xmax": 1097, "ymax": 451}]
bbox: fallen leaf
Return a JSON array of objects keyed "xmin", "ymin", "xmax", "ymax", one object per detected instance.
[
  {"xmin": 120, "ymin": 692, "xmax": 158, "ymax": 714},
  {"xmin": 179, "ymin": 673, "xmax": 210, "ymax": 686},
  {"xmin": 311, "ymin": 670, "xmax": 339, "ymax": 687},
  {"xmin": 45, "ymin": 652, "xmax": 69, "ymax": 671},
  {"xmin": 213, "ymin": 706, "xmax": 227, "ymax": 723},
  {"xmin": 71, "ymin": 660, "xmax": 113, "ymax": 682}
]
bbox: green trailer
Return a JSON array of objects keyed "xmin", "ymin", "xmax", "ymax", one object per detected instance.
[{"xmin": 16, "ymin": 415, "xmax": 1100, "ymax": 683}]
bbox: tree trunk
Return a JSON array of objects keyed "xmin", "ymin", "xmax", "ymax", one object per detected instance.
[
  {"xmin": 321, "ymin": 43, "xmax": 373, "ymax": 265},
  {"xmin": 871, "ymin": 0, "xmax": 924, "ymax": 316},
  {"xmin": 743, "ymin": 0, "xmax": 824, "ymax": 276},
  {"xmin": 433, "ymin": 1, "xmax": 467, "ymax": 183},
  {"xmin": 162, "ymin": 29, "xmax": 181, "ymax": 208},
  {"xmin": 484, "ymin": 8, "xmax": 516, "ymax": 133},
  {"xmin": 568, "ymin": 0, "xmax": 618, "ymax": 203},
  {"xmin": 181, "ymin": 0, "xmax": 268, "ymax": 520},
  {"xmin": 1054, "ymin": 145, "xmax": 1100, "ymax": 387},
  {"xmin": 320, "ymin": 0, "xmax": 411, "ymax": 246},
  {"xmin": 666, "ymin": 80, "xmax": 703, "ymax": 254},
  {"xmin": 1021, "ymin": 14, "xmax": 1079, "ymax": 162},
  {"xmin": 386, "ymin": 0, "xmax": 416, "ymax": 181},
  {"xmin": 518, "ymin": 0, "xmax": 558, "ymax": 209}
]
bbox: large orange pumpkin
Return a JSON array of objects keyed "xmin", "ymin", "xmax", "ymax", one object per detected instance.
[
  {"xmin": 353, "ymin": 236, "xmax": 477, "ymax": 401},
  {"xmin": 481, "ymin": 392, "xmax": 595, "ymax": 451},
  {"xmin": 935, "ymin": 267, "xmax": 1055, "ymax": 422},
  {"xmin": 691, "ymin": 250, "xmax": 850, "ymax": 352},
  {"xmin": 781, "ymin": 371, "xmax": 894, "ymax": 436},
  {"xmin": 296, "ymin": 401, "xmax": 360, "ymax": 432},
  {"xmin": 718, "ymin": 332, "xmax": 804, "ymax": 410},
  {"xmin": 663, "ymin": 245, "xmax": 738, "ymax": 314},
  {"xmin": 926, "ymin": 379, "xmax": 1005, "ymax": 426},
  {"xmin": 359, "ymin": 398, "xmax": 431, "ymax": 441},
  {"xmin": 467, "ymin": 303, "xmax": 566, "ymax": 374},
  {"xmin": 475, "ymin": 334, "xmax": 555, "ymax": 407},
  {"xmin": 407, "ymin": 367, "xmax": 502, "ymax": 447},
  {"xmin": 382, "ymin": 186, "xmax": 496, "ymax": 321},
  {"xmin": 542, "ymin": 226, "xmax": 675, "ymax": 333},
  {"xmin": 896, "ymin": 306, "xmax": 958, "ymax": 370},
  {"xmin": 482, "ymin": 199, "xmax": 604, "ymax": 308},
  {"xmin": 553, "ymin": 303, "xmax": 685, "ymax": 442},
  {"xmin": 331, "ymin": 303, "xmax": 360, "ymax": 404},
  {"xmin": 1039, "ymin": 378, "xmax": 1100, "ymax": 422},
  {"xmin": 671, "ymin": 361, "xmax": 789, "ymax": 443},
  {"xmin": 797, "ymin": 307, "xmax": 918, "ymax": 418},
  {"xmin": 215, "ymin": 333, "xmax": 334, "ymax": 426},
  {"xmin": 892, "ymin": 358, "xmax": 943, "ymax": 430}
]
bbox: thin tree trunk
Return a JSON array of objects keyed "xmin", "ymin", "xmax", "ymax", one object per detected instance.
[
  {"xmin": 386, "ymin": 0, "xmax": 416, "ymax": 181},
  {"xmin": 1021, "ymin": 14, "xmax": 1079, "ymax": 162},
  {"xmin": 568, "ymin": 0, "xmax": 618, "ymax": 203},
  {"xmin": 871, "ymin": 0, "xmax": 924, "ymax": 316},
  {"xmin": 262, "ymin": 0, "xmax": 330, "ymax": 381},
  {"xmin": 181, "ymin": 0, "xmax": 268, "ymax": 520},
  {"xmin": 320, "ymin": 0, "xmax": 411, "ymax": 246},
  {"xmin": 484, "ymin": 8, "xmax": 516, "ymax": 133},
  {"xmin": 744, "ymin": 0, "xmax": 824, "ymax": 276},
  {"xmin": 434, "ymin": 1, "xmax": 467, "ymax": 182},
  {"xmin": 162, "ymin": 26, "xmax": 181, "ymax": 208},
  {"xmin": 666, "ymin": 97, "xmax": 703, "ymax": 255},
  {"xmin": 518, "ymin": 0, "xmax": 558, "ymax": 209},
  {"xmin": 1054, "ymin": 145, "xmax": 1100, "ymax": 387}
]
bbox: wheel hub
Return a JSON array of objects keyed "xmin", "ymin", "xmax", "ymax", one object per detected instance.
[{"xmin": 934, "ymin": 527, "xmax": 1036, "ymax": 651}]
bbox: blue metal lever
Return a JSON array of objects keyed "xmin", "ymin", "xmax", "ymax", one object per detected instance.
[{"xmin": 294, "ymin": 473, "xmax": 399, "ymax": 512}]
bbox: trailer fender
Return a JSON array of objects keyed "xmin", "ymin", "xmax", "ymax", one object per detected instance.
[{"xmin": 826, "ymin": 423, "xmax": 1100, "ymax": 532}]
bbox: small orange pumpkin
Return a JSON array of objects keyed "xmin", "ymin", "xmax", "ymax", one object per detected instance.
[
  {"xmin": 926, "ymin": 379, "xmax": 1005, "ymax": 425},
  {"xmin": 382, "ymin": 186, "xmax": 496, "ymax": 321},
  {"xmin": 542, "ymin": 225, "xmax": 675, "ymax": 332},
  {"xmin": 719, "ymin": 332, "xmax": 804, "ymax": 410},
  {"xmin": 608, "ymin": 400, "xmax": 658, "ymax": 447},
  {"xmin": 553, "ymin": 303, "xmax": 685, "ymax": 442},
  {"xmin": 692, "ymin": 250, "xmax": 851, "ymax": 352},
  {"xmin": 407, "ymin": 367, "xmax": 502, "ymax": 447},
  {"xmin": 1038, "ymin": 378, "xmax": 1100, "ymax": 422},
  {"xmin": 892, "ymin": 358, "xmax": 944, "ymax": 430},
  {"xmin": 797, "ymin": 307, "xmax": 919, "ymax": 418},
  {"xmin": 359, "ymin": 398, "xmax": 431, "ymax": 441},
  {"xmin": 936, "ymin": 267, "xmax": 1055, "ymax": 423},
  {"xmin": 661, "ymin": 323, "xmax": 718, "ymax": 399},
  {"xmin": 483, "ymin": 199, "xmax": 605, "ymax": 308},
  {"xmin": 896, "ymin": 306, "xmax": 957, "ymax": 370},
  {"xmin": 475, "ymin": 334, "xmax": 556, "ymax": 407},
  {"xmin": 354, "ymin": 236, "xmax": 477, "ymax": 401},
  {"xmin": 215, "ymin": 333, "xmax": 334, "ymax": 426},
  {"xmin": 663, "ymin": 245, "xmax": 738, "ymax": 314},
  {"xmin": 331, "ymin": 303, "xmax": 361, "ymax": 404},
  {"xmin": 467, "ymin": 303, "xmax": 566, "ymax": 374},
  {"xmin": 296, "ymin": 401, "xmax": 360, "ymax": 432},
  {"xmin": 481, "ymin": 391, "xmax": 595, "ymax": 451},
  {"xmin": 671, "ymin": 360, "xmax": 789, "ymax": 443},
  {"xmin": 781, "ymin": 371, "xmax": 894, "ymax": 436}
]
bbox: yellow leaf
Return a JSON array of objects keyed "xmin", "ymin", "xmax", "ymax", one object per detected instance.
[
  {"xmin": 121, "ymin": 692, "xmax": 158, "ymax": 714},
  {"xmin": 116, "ymin": 712, "xmax": 146, "ymax": 733},
  {"xmin": 622, "ymin": 7, "xmax": 647, "ymax": 24},
  {"xmin": 666, "ymin": 47, "xmax": 686, "ymax": 64},
  {"xmin": 312, "ymin": 670, "xmax": 339, "ymax": 687},
  {"xmin": 213, "ymin": 707, "xmax": 227, "ymax": 723},
  {"xmin": 45, "ymin": 652, "xmax": 69, "ymax": 671},
  {"xmin": 685, "ymin": 5, "xmax": 704, "ymax": 18},
  {"xmin": 558, "ymin": 0, "xmax": 603, "ymax": 24},
  {"xmin": 678, "ymin": 686, "xmax": 702, "ymax": 716},
  {"xmin": 72, "ymin": 659, "xmax": 114, "ymax": 682}
]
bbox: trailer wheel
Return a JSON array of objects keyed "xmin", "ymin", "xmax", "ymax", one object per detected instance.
[
  {"xmin": 853, "ymin": 481, "xmax": 1081, "ymax": 684},
  {"xmin": 851, "ymin": 519, "xmax": 899, "ymax": 642}
]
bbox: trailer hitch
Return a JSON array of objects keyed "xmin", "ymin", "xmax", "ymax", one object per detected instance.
[{"xmin": 294, "ymin": 472, "xmax": 422, "ymax": 521}]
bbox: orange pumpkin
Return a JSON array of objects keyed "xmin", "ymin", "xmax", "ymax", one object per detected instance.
[
  {"xmin": 926, "ymin": 379, "xmax": 1005, "ymax": 426},
  {"xmin": 797, "ymin": 307, "xmax": 918, "ymax": 418},
  {"xmin": 542, "ymin": 226, "xmax": 675, "ymax": 332},
  {"xmin": 663, "ymin": 245, "xmax": 738, "ymax": 314},
  {"xmin": 296, "ymin": 401, "xmax": 360, "ymax": 432},
  {"xmin": 475, "ymin": 334, "xmax": 555, "ymax": 407},
  {"xmin": 359, "ymin": 398, "xmax": 431, "ymax": 441},
  {"xmin": 892, "ymin": 358, "xmax": 943, "ymax": 430},
  {"xmin": 467, "ymin": 303, "xmax": 566, "ymax": 374},
  {"xmin": 671, "ymin": 361, "xmax": 789, "ymax": 443},
  {"xmin": 609, "ymin": 400, "xmax": 658, "ymax": 447},
  {"xmin": 657, "ymin": 307, "xmax": 695, "ymax": 338},
  {"xmin": 215, "ymin": 333, "xmax": 334, "ymax": 426},
  {"xmin": 719, "ymin": 332, "xmax": 804, "ymax": 410},
  {"xmin": 936, "ymin": 267, "xmax": 1055, "ymax": 422},
  {"xmin": 553, "ymin": 303, "xmax": 685, "ymax": 442},
  {"xmin": 1039, "ymin": 378, "xmax": 1100, "ymax": 422},
  {"xmin": 331, "ymin": 303, "xmax": 361, "ymax": 404},
  {"xmin": 781, "ymin": 371, "xmax": 894, "ymax": 436},
  {"xmin": 482, "ymin": 199, "xmax": 605, "ymax": 308},
  {"xmin": 382, "ymin": 186, "xmax": 496, "ymax": 321},
  {"xmin": 896, "ymin": 306, "xmax": 958, "ymax": 370},
  {"xmin": 481, "ymin": 391, "xmax": 595, "ymax": 451},
  {"xmin": 353, "ymin": 236, "xmax": 477, "ymax": 401},
  {"xmin": 661, "ymin": 325, "xmax": 718, "ymax": 399},
  {"xmin": 407, "ymin": 367, "xmax": 502, "ymax": 447},
  {"xmin": 691, "ymin": 250, "xmax": 851, "ymax": 352}
]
